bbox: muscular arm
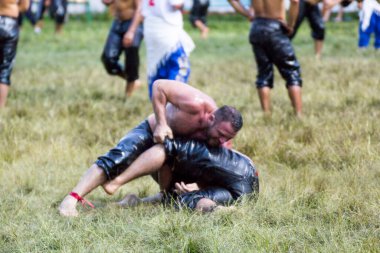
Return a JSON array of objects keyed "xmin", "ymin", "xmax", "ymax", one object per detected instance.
[
  {"xmin": 287, "ymin": 0, "xmax": 300, "ymax": 31},
  {"xmin": 18, "ymin": 0, "xmax": 30, "ymax": 12},
  {"xmin": 152, "ymin": 79, "xmax": 216, "ymax": 142},
  {"xmin": 228, "ymin": 0, "xmax": 254, "ymax": 20},
  {"xmin": 123, "ymin": 0, "xmax": 143, "ymax": 47},
  {"xmin": 152, "ymin": 79, "xmax": 214, "ymax": 116}
]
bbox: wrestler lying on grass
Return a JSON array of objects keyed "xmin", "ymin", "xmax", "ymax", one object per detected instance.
[{"xmin": 104, "ymin": 138, "xmax": 259, "ymax": 212}]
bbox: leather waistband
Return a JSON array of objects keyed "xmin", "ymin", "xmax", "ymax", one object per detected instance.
[
  {"xmin": 253, "ymin": 17, "xmax": 282, "ymax": 29},
  {"xmin": 0, "ymin": 16, "xmax": 18, "ymax": 25}
]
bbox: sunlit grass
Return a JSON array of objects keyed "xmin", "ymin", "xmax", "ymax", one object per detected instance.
[{"xmin": 0, "ymin": 14, "xmax": 379, "ymax": 252}]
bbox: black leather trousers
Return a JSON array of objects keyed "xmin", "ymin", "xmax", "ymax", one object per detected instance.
[
  {"xmin": 101, "ymin": 19, "xmax": 143, "ymax": 82},
  {"xmin": 249, "ymin": 18, "xmax": 302, "ymax": 88},
  {"xmin": 0, "ymin": 16, "xmax": 19, "ymax": 85}
]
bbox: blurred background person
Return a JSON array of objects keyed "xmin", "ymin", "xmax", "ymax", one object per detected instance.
[
  {"xmin": 101, "ymin": 0, "xmax": 143, "ymax": 97},
  {"xmin": 358, "ymin": 0, "xmax": 380, "ymax": 49},
  {"xmin": 142, "ymin": 0, "xmax": 195, "ymax": 99},
  {"xmin": 33, "ymin": 0, "xmax": 51, "ymax": 33},
  {"xmin": 322, "ymin": 0, "xmax": 355, "ymax": 22},
  {"xmin": 335, "ymin": 0, "xmax": 355, "ymax": 21},
  {"xmin": 29, "ymin": 0, "xmax": 65, "ymax": 34},
  {"xmin": 290, "ymin": 0, "xmax": 335, "ymax": 59},
  {"xmin": 189, "ymin": 0, "xmax": 210, "ymax": 39},
  {"xmin": 0, "ymin": 0, "xmax": 30, "ymax": 108},
  {"xmin": 49, "ymin": 0, "xmax": 68, "ymax": 34},
  {"xmin": 17, "ymin": 0, "xmax": 38, "ymax": 32},
  {"xmin": 228, "ymin": 0, "xmax": 303, "ymax": 117}
]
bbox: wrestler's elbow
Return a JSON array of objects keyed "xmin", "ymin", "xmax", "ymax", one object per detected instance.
[
  {"xmin": 152, "ymin": 80, "xmax": 168, "ymax": 100},
  {"xmin": 152, "ymin": 80, "xmax": 164, "ymax": 94}
]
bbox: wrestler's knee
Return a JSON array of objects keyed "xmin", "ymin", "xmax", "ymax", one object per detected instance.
[
  {"xmin": 189, "ymin": 16, "xmax": 197, "ymax": 27},
  {"xmin": 195, "ymin": 198, "xmax": 217, "ymax": 212},
  {"xmin": 94, "ymin": 158, "xmax": 113, "ymax": 180},
  {"xmin": 312, "ymin": 26, "xmax": 325, "ymax": 41},
  {"xmin": 286, "ymin": 83, "xmax": 302, "ymax": 90},
  {"xmin": 55, "ymin": 11, "xmax": 66, "ymax": 24},
  {"xmin": 0, "ymin": 76, "xmax": 11, "ymax": 85},
  {"xmin": 101, "ymin": 53, "xmax": 121, "ymax": 75},
  {"xmin": 89, "ymin": 163, "xmax": 107, "ymax": 177},
  {"xmin": 256, "ymin": 81, "xmax": 273, "ymax": 89},
  {"xmin": 101, "ymin": 52, "xmax": 111, "ymax": 66}
]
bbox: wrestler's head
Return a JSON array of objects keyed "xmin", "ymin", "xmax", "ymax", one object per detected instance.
[{"xmin": 206, "ymin": 105, "xmax": 243, "ymax": 146}]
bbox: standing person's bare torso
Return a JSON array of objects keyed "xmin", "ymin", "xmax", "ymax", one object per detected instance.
[
  {"xmin": 0, "ymin": 0, "xmax": 20, "ymax": 18},
  {"xmin": 112, "ymin": 0, "xmax": 136, "ymax": 21},
  {"xmin": 252, "ymin": 0, "xmax": 286, "ymax": 21}
]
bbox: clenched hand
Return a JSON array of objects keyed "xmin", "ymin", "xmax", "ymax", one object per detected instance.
[{"xmin": 153, "ymin": 124, "xmax": 173, "ymax": 143}]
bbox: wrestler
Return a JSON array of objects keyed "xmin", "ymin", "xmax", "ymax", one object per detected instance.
[
  {"xmin": 58, "ymin": 79, "xmax": 243, "ymax": 216},
  {"xmin": 17, "ymin": 0, "xmax": 37, "ymax": 30},
  {"xmin": 32, "ymin": 0, "xmax": 47, "ymax": 33},
  {"xmin": 324, "ymin": 0, "xmax": 354, "ymax": 22},
  {"xmin": 0, "ymin": 0, "xmax": 30, "ymax": 108},
  {"xmin": 290, "ymin": 0, "xmax": 335, "ymax": 58},
  {"xmin": 105, "ymin": 139, "xmax": 260, "ymax": 212},
  {"xmin": 228, "ymin": 0, "xmax": 303, "ymax": 117},
  {"xmin": 189, "ymin": 0, "xmax": 210, "ymax": 39},
  {"xmin": 101, "ymin": 0, "xmax": 143, "ymax": 97},
  {"xmin": 49, "ymin": 0, "xmax": 67, "ymax": 34},
  {"xmin": 30, "ymin": 0, "xmax": 51, "ymax": 34}
]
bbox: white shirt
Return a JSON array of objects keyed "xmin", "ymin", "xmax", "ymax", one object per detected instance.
[
  {"xmin": 142, "ymin": 0, "xmax": 185, "ymax": 27},
  {"xmin": 361, "ymin": 0, "xmax": 380, "ymax": 30}
]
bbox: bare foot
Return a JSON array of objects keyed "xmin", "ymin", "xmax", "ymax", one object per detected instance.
[
  {"xmin": 295, "ymin": 111, "xmax": 302, "ymax": 119},
  {"xmin": 201, "ymin": 27, "xmax": 209, "ymax": 39},
  {"xmin": 55, "ymin": 24, "xmax": 64, "ymax": 35},
  {"xmin": 58, "ymin": 195, "xmax": 79, "ymax": 217},
  {"xmin": 102, "ymin": 180, "xmax": 121, "ymax": 195},
  {"xmin": 125, "ymin": 80, "xmax": 141, "ymax": 97},
  {"xmin": 117, "ymin": 194, "xmax": 142, "ymax": 207}
]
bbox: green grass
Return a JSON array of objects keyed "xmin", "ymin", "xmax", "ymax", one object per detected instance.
[{"xmin": 0, "ymin": 14, "xmax": 379, "ymax": 252}]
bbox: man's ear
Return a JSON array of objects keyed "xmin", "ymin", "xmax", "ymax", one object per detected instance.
[{"xmin": 208, "ymin": 114, "xmax": 215, "ymax": 124}]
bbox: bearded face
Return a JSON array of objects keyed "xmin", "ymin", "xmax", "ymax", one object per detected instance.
[{"xmin": 206, "ymin": 121, "xmax": 237, "ymax": 147}]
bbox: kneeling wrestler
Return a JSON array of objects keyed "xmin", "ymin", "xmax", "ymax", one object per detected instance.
[{"xmin": 105, "ymin": 138, "xmax": 260, "ymax": 212}]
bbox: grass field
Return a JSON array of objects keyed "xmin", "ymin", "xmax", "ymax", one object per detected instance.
[{"xmin": 0, "ymin": 14, "xmax": 379, "ymax": 252}]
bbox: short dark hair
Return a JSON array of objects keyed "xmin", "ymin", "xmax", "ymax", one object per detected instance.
[{"xmin": 214, "ymin": 105, "xmax": 243, "ymax": 132}]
